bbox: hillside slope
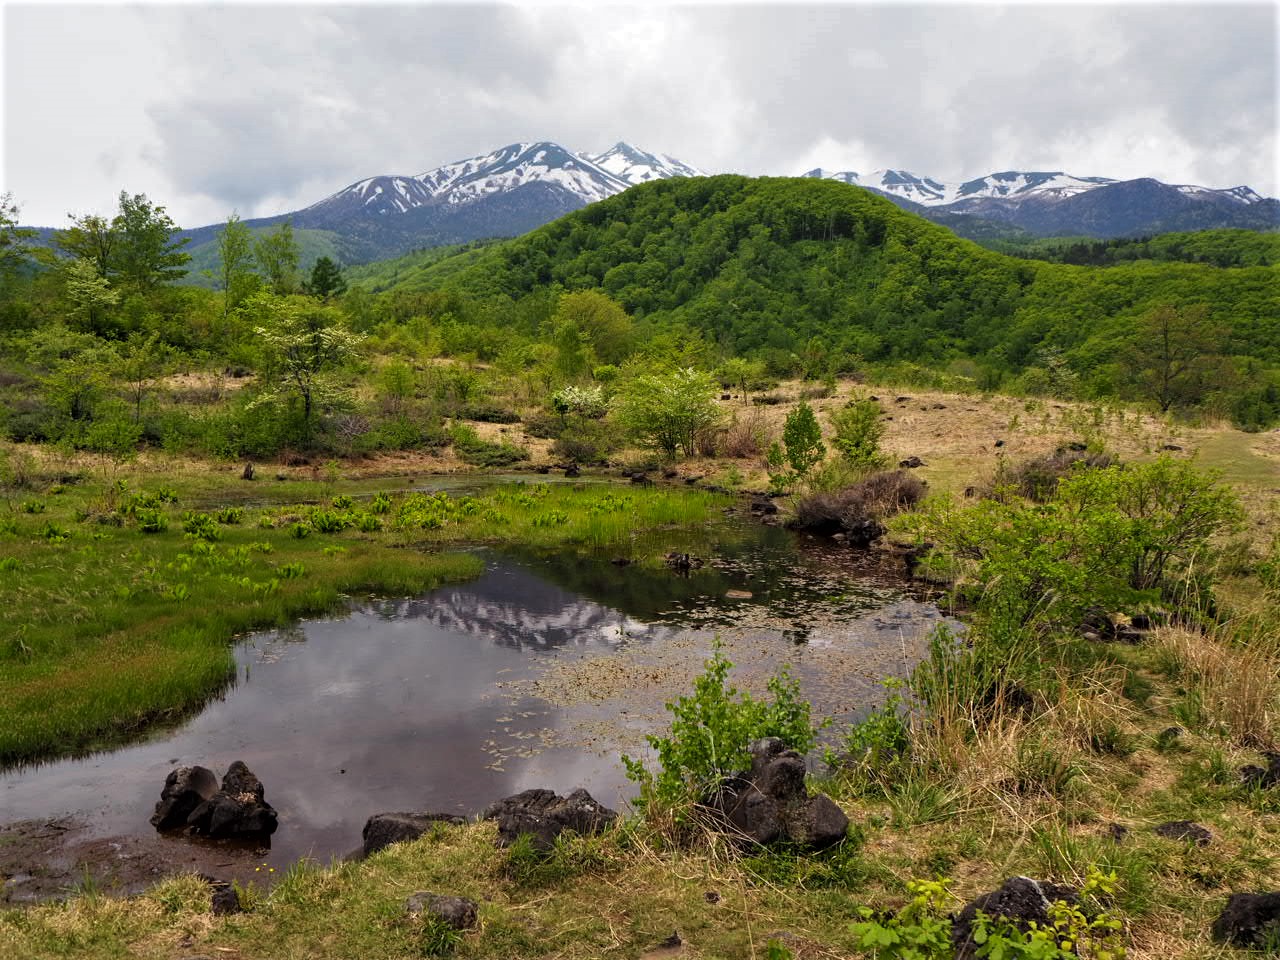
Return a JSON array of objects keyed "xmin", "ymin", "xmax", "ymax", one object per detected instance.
[{"xmin": 367, "ymin": 176, "xmax": 1278, "ymax": 373}]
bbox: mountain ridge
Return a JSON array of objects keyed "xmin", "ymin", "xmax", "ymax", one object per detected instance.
[{"xmin": 23, "ymin": 139, "xmax": 1275, "ymax": 270}]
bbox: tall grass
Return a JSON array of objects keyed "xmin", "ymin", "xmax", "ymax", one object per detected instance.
[{"xmin": 1153, "ymin": 623, "xmax": 1280, "ymax": 748}]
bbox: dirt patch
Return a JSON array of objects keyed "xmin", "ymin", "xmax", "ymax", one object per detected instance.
[{"xmin": 0, "ymin": 817, "xmax": 279, "ymax": 905}]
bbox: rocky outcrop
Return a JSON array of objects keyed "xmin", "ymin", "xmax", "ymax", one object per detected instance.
[
  {"xmin": 709, "ymin": 738, "xmax": 849, "ymax": 851},
  {"xmin": 185, "ymin": 761, "xmax": 278, "ymax": 841},
  {"xmin": 952, "ymin": 877, "xmax": 1078, "ymax": 959},
  {"xmin": 1212, "ymin": 892, "xmax": 1280, "ymax": 948},
  {"xmin": 361, "ymin": 812, "xmax": 468, "ymax": 857},
  {"xmin": 405, "ymin": 892, "xmax": 478, "ymax": 930},
  {"xmin": 481, "ymin": 788, "xmax": 617, "ymax": 853},
  {"xmin": 151, "ymin": 766, "xmax": 219, "ymax": 831}
]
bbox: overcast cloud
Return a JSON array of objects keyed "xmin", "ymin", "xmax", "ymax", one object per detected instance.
[{"xmin": 3, "ymin": 1, "xmax": 1276, "ymax": 227}]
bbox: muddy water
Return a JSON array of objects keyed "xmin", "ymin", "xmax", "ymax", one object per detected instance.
[{"xmin": 1, "ymin": 519, "xmax": 950, "ymax": 900}]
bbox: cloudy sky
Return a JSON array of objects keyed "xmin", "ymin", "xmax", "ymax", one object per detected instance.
[{"xmin": 3, "ymin": 1, "xmax": 1276, "ymax": 227}]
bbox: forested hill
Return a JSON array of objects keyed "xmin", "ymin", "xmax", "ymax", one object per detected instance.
[{"xmin": 355, "ymin": 176, "xmax": 1278, "ymax": 377}]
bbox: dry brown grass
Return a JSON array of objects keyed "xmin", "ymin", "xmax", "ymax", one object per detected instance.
[{"xmin": 1154, "ymin": 625, "xmax": 1280, "ymax": 749}]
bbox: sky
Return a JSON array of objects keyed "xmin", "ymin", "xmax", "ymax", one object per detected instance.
[{"xmin": 3, "ymin": 0, "xmax": 1277, "ymax": 228}]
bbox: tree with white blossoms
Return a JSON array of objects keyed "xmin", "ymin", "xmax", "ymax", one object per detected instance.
[
  {"xmin": 62, "ymin": 257, "xmax": 120, "ymax": 334},
  {"xmin": 614, "ymin": 366, "xmax": 723, "ymax": 460},
  {"xmin": 551, "ymin": 384, "xmax": 607, "ymax": 420},
  {"xmin": 246, "ymin": 292, "xmax": 365, "ymax": 443}
]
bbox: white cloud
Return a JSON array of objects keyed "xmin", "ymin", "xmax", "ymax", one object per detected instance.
[{"xmin": 3, "ymin": 2, "xmax": 1274, "ymax": 227}]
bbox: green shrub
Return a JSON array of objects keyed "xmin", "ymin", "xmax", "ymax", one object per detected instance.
[
  {"xmin": 613, "ymin": 366, "xmax": 723, "ymax": 460},
  {"xmin": 783, "ymin": 401, "xmax": 825, "ymax": 477},
  {"xmin": 19, "ymin": 499, "xmax": 45, "ymax": 514},
  {"xmin": 905, "ymin": 458, "xmax": 1243, "ymax": 637},
  {"xmin": 551, "ymin": 420, "xmax": 618, "ymax": 464},
  {"xmin": 851, "ymin": 870, "xmax": 1127, "ymax": 960},
  {"xmin": 830, "ymin": 398, "xmax": 887, "ymax": 469},
  {"xmin": 450, "ymin": 424, "xmax": 530, "ymax": 467},
  {"xmin": 623, "ymin": 645, "xmax": 816, "ymax": 808},
  {"xmin": 831, "ymin": 683, "xmax": 911, "ymax": 790}
]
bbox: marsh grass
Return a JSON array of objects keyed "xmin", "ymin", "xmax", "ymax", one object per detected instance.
[{"xmin": 0, "ymin": 476, "xmax": 726, "ymax": 766}]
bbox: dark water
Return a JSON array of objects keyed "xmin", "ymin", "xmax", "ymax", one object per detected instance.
[{"xmin": 0, "ymin": 521, "xmax": 949, "ymax": 874}]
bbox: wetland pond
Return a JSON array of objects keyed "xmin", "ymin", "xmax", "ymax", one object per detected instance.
[{"xmin": 1, "ymin": 506, "xmax": 952, "ymax": 900}]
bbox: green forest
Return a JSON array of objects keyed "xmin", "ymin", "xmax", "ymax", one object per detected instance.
[{"xmin": 1, "ymin": 176, "xmax": 1277, "ymax": 470}]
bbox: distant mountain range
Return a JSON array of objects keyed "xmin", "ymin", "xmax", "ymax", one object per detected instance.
[
  {"xmin": 63, "ymin": 140, "xmax": 1276, "ymax": 269},
  {"xmin": 800, "ymin": 167, "xmax": 1277, "ymax": 239}
]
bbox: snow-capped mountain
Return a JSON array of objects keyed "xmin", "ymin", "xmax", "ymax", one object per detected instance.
[
  {"xmin": 801, "ymin": 167, "xmax": 1267, "ymax": 209},
  {"xmin": 588, "ymin": 142, "xmax": 705, "ymax": 184},
  {"xmin": 212, "ymin": 140, "xmax": 702, "ymax": 261},
  {"xmin": 801, "ymin": 167, "xmax": 1276, "ymax": 237},
  {"xmin": 306, "ymin": 141, "xmax": 635, "ymax": 221}
]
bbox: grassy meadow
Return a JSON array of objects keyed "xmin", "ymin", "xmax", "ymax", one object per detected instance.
[{"xmin": 1, "ymin": 378, "xmax": 1278, "ymax": 959}]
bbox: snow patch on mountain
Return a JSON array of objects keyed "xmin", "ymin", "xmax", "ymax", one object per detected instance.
[
  {"xmin": 589, "ymin": 142, "xmax": 705, "ymax": 184},
  {"xmin": 310, "ymin": 140, "xmax": 703, "ymax": 218},
  {"xmin": 803, "ymin": 165, "xmax": 1267, "ymax": 209}
]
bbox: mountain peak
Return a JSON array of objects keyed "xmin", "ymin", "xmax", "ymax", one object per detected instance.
[{"xmin": 590, "ymin": 142, "xmax": 704, "ymax": 184}]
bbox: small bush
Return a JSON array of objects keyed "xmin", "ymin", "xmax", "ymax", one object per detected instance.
[
  {"xmin": 623, "ymin": 646, "xmax": 816, "ymax": 809},
  {"xmin": 851, "ymin": 870, "xmax": 1127, "ymax": 960},
  {"xmin": 451, "ymin": 424, "xmax": 530, "ymax": 467},
  {"xmin": 721, "ymin": 409, "xmax": 773, "ymax": 459},
  {"xmin": 459, "ymin": 403, "xmax": 521, "ymax": 424},
  {"xmin": 791, "ymin": 470, "xmax": 926, "ymax": 535},
  {"xmin": 551, "ymin": 420, "xmax": 618, "ymax": 464},
  {"xmin": 982, "ymin": 447, "xmax": 1115, "ymax": 502},
  {"xmin": 830, "ymin": 398, "xmax": 887, "ymax": 469},
  {"xmin": 522, "ymin": 411, "xmax": 565, "ymax": 440}
]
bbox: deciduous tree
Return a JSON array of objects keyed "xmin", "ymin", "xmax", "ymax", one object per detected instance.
[
  {"xmin": 614, "ymin": 366, "xmax": 722, "ymax": 459},
  {"xmin": 1126, "ymin": 304, "xmax": 1225, "ymax": 412},
  {"xmin": 248, "ymin": 293, "xmax": 364, "ymax": 442},
  {"xmin": 254, "ymin": 221, "xmax": 300, "ymax": 295},
  {"xmin": 217, "ymin": 213, "xmax": 258, "ymax": 319}
]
